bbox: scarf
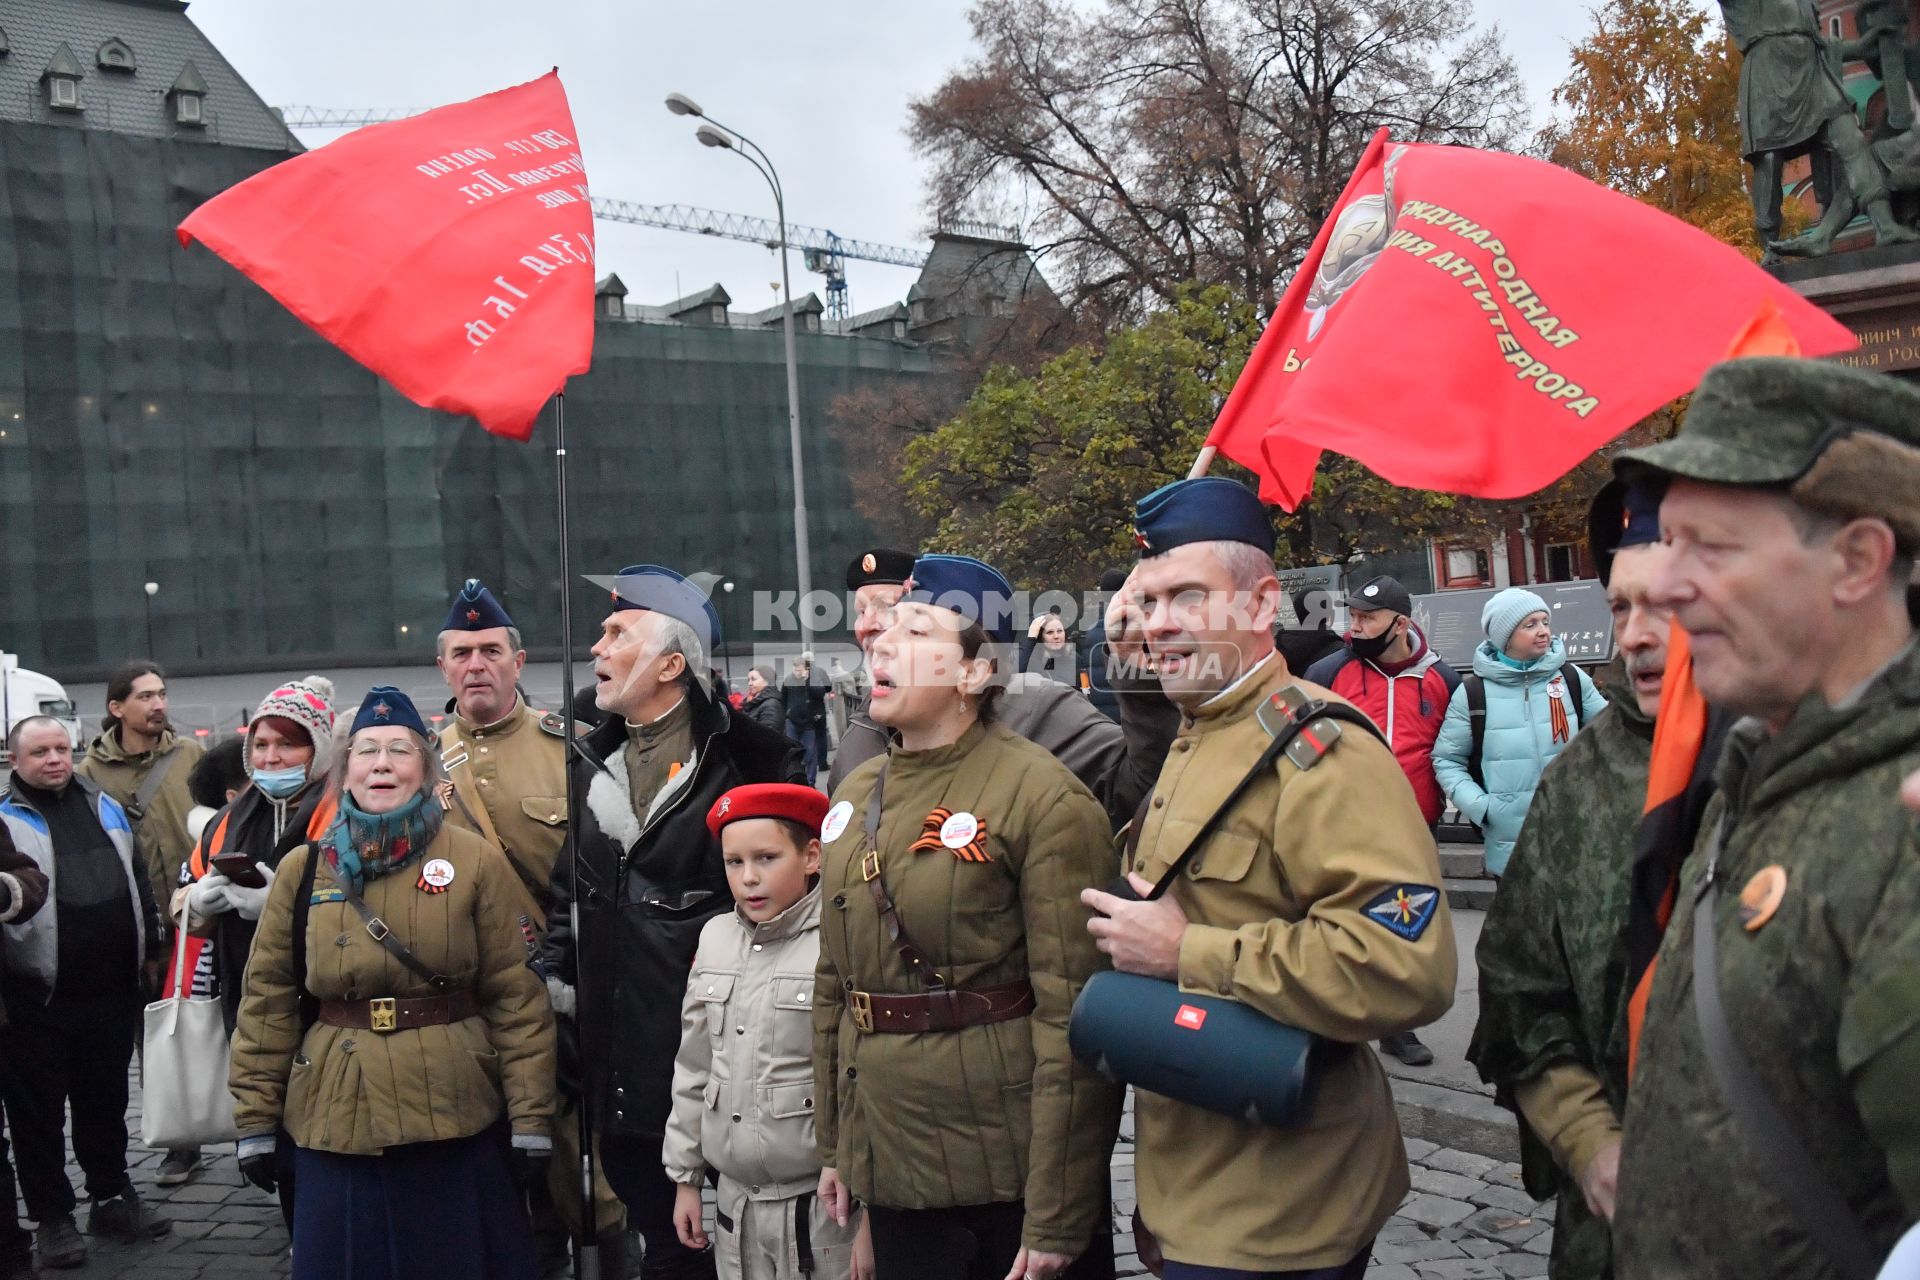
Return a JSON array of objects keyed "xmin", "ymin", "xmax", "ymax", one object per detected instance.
[
  {"xmin": 323, "ymin": 788, "xmax": 443, "ymax": 892},
  {"xmin": 1624, "ymin": 624, "xmax": 1730, "ymax": 1077}
]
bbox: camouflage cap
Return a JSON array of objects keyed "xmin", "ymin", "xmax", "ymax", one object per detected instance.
[{"xmin": 1614, "ymin": 357, "xmax": 1920, "ymax": 549}]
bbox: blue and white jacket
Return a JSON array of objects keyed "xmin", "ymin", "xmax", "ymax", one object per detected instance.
[{"xmin": 0, "ymin": 777, "xmax": 155, "ymax": 1000}]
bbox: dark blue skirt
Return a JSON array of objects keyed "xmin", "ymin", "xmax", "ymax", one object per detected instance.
[{"xmin": 290, "ymin": 1123, "xmax": 538, "ymax": 1280}]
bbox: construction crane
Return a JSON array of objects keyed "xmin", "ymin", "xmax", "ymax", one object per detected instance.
[{"xmin": 276, "ymin": 105, "xmax": 929, "ymax": 320}]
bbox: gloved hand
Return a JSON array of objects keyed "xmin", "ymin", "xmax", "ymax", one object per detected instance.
[
  {"xmin": 238, "ymin": 1151, "xmax": 277, "ymax": 1194},
  {"xmin": 186, "ymin": 873, "xmax": 233, "ymax": 921},
  {"xmin": 224, "ymin": 863, "xmax": 276, "ymax": 922},
  {"xmin": 508, "ymin": 1142, "xmax": 551, "ymax": 1192}
]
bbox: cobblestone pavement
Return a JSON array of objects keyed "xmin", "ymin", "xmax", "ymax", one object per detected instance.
[{"xmin": 33, "ymin": 1075, "xmax": 1552, "ymax": 1277}]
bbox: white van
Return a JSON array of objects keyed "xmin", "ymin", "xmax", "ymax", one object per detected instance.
[{"xmin": 2, "ymin": 652, "xmax": 84, "ymax": 762}]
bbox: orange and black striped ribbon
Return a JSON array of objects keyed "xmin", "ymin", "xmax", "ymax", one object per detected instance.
[
  {"xmin": 909, "ymin": 808, "xmax": 952, "ymax": 854},
  {"xmin": 1625, "ymin": 625, "xmax": 1711, "ymax": 1078}
]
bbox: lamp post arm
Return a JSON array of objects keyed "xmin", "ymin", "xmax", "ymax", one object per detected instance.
[{"xmin": 697, "ymin": 114, "xmax": 784, "ymax": 205}]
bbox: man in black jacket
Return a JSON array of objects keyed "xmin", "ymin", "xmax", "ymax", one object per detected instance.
[
  {"xmin": 778, "ymin": 656, "xmax": 830, "ymax": 785},
  {"xmin": 545, "ymin": 565, "xmax": 803, "ymax": 1280}
]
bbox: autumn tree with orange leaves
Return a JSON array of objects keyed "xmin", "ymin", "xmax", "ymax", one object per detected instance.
[{"xmin": 1538, "ymin": 0, "xmax": 1758, "ymax": 256}]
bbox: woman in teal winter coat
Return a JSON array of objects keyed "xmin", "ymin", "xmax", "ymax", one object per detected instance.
[{"xmin": 1432, "ymin": 589, "xmax": 1609, "ymax": 876}]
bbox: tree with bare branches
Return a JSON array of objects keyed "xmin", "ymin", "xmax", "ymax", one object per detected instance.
[{"xmin": 911, "ymin": 0, "xmax": 1527, "ymax": 324}]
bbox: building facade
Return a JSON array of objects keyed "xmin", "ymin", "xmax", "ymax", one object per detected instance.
[{"xmin": 0, "ymin": 0, "xmax": 1052, "ymax": 677}]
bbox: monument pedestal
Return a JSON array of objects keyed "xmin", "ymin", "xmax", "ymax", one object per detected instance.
[{"xmin": 1771, "ymin": 241, "xmax": 1920, "ymax": 374}]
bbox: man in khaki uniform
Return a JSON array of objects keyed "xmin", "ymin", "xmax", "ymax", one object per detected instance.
[
  {"xmin": 435, "ymin": 580, "xmax": 570, "ymax": 922},
  {"xmin": 78, "ymin": 661, "xmax": 202, "ymax": 909},
  {"xmin": 1084, "ymin": 477, "xmax": 1456, "ymax": 1279},
  {"xmin": 432, "ymin": 578, "xmax": 623, "ymax": 1266}
]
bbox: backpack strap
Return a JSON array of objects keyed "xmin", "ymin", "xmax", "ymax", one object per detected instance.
[
  {"xmin": 1464, "ymin": 675, "xmax": 1488, "ymax": 791},
  {"xmin": 1569, "ymin": 666, "xmax": 1588, "ymax": 731}
]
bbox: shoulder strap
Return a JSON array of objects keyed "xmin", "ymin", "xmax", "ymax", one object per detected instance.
[
  {"xmin": 1137, "ymin": 695, "xmax": 1384, "ymax": 903},
  {"xmin": 291, "ymin": 847, "xmax": 320, "ymax": 1032},
  {"xmin": 1566, "ymin": 666, "xmax": 1587, "ymax": 731},
  {"xmin": 331, "ymin": 862, "xmax": 456, "ymax": 991},
  {"xmin": 1689, "ymin": 832, "xmax": 1879, "ymax": 1280},
  {"xmin": 1465, "ymin": 676, "xmax": 1488, "ymax": 790},
  {"xmin": 127, "ymin": 747, "xmax": 182, "ymax": 822},
  {"xmin": 859, "ymin": 768, "xmax": 947, "ymax": 992}
]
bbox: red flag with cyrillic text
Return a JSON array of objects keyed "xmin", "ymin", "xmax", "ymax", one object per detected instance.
[
  {"xmin": 179, "ymin": 71, "xmax": 593, "ymax": 441},
  {"xmin": 1207, "ymin": 131, "xmax": 1857, "ymax": 509}
]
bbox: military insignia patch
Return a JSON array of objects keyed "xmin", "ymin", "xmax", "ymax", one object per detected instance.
[{"xmin": 1363, "ymin": 885, "xmax": 1439, "ymax": 941}]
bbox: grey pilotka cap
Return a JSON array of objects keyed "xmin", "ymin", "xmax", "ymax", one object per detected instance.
[{"xmin": 1613, "ymin": 357, "xmax": 1920, "ymax": 549}]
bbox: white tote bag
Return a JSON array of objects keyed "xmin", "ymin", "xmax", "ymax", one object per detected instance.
[{"xmin": 140, "ymin": 899, "xmax": 238, "ymax": 1148}]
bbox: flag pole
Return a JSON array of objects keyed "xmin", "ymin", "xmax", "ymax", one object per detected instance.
[
  {"xmin": 1187, "ymin": 445, "xmax": 1218, "ymax": 479},
  {"xmin": 553, "ymin": 391, "xmax": 600, "ymax": 1280}
]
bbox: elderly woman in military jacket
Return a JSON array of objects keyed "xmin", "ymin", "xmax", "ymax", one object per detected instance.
[
  {"xmin": 229, "ymin": 687, "xmax": 554, "ymax": 1280},
  {"xmin": 813, "ymin": 555, "xmax": 1122, "ymax": 1280}
]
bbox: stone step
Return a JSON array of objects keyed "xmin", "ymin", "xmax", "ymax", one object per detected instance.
[
  {"xmin": 1440, "ymin": 849, "xmax": 1489, "ymax": 881},
  {"xmin": 1391, "ymin": 1076, "xmax": 1520, "ymax": 1163},
  {"xmin": 1445, "ymin": 877, "xmax": 1497, "ymax": 912}
]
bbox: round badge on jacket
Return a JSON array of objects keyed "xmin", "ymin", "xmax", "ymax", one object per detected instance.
[
  {"xmin": 940, "ymin": 811, "xmax": 981, "ymax": 850},
  {"xmin": 821, "ymin": 801, "xmax": 854, "ymax": 844},
  {"xmin": 421, "ymin": 858, "xmax": 456, "ymax": 889}
]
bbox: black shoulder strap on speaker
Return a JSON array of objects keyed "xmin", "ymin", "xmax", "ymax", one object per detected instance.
[{"xmin": 1132, "ymin": 694, "xmax": 1384, "ymax": 903}]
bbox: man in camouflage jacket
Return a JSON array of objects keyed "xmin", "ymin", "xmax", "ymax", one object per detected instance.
[
  {"xmin": 1469, "ymin": 479, "xmax": 1676, "ymax": 1280},
  {"xmin": 1611, "ymin": 358, "xmax": 1920, "ymax": 1279}
]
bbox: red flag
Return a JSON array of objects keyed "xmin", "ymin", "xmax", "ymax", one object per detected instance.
[
  {"xmin": 1208, "ymin": 131, "xmax": 1856, "ymax": 509},
  {"xmin": 179, "ymin": 72, "xmax": 594, "ymax": 441}
]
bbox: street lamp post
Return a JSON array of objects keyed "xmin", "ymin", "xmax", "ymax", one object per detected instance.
[
  {"xmin": 667, "ymin": 93, "xmax": 814, "ymax": 648},
  {"xmin": 721, "ymin": 579, "xmax": 738, "ymax": 683},
  {"xmin": 142, "ymin": 581, "xmax": 159, "ymax": 658}
]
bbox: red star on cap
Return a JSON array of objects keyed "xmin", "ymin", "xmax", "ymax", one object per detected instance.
[
  {"xmin": 1133, "ymin": 528, "xmax": 1151, "ymax": 551},
  {"xmin": 373, "ymin": 701, "xmax": 391, "ymax": 719},
  {"xmin": 466, "ymin": 609, "xmax": 480, "ymax": 623}
]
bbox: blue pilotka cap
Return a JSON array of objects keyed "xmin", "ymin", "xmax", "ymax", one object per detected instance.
[
  {"xmin": 1131, "ymin": 477, "xmax": 1275, "ymax": 557},
  {"xmin": 442, "ymin": 578, "xmax": 515, "ymax": 632},
  {"xmin": 350, "ymin": 686, "xmax": 428, "ymax": 737},
  {"xmin": 901, "ymin": 555, "xmax": 1018, "ymax": 645},
  {"xmin": 591, "ymin": 564, "xmax": 722, "ymax": 655}
]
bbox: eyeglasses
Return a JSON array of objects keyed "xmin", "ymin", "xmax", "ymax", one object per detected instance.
[{"xmin": 349, "ymin": 742, "xmax": 423, "ymax": 762}]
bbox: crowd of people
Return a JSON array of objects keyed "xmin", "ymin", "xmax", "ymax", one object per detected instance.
[{"xmin": 0, "ymin": 353, "xmax": 1915, "ymax": 1280}]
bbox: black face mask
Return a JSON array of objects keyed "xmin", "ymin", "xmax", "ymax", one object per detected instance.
[{"xmin": 1349, "ymin": 626, "xmax": 1398, "ymax": 662}]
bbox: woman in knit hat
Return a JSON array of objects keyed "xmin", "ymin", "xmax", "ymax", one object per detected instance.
[
  {"xmin": 161, "ymin": 677, "xmax": 339, "ymax": 1194},
  {"xmin": 173, "ymin": 677, "xmax": 338, "ymax": 1023},
  {"xmin": 1431, "ymin": 590, "xmax": 1609, "ymax": 877},
  {"xmin": 229, "ymin": 687, "xmax": 552, "ymax": 1280}
]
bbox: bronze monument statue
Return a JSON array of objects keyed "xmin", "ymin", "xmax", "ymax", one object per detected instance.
[{"xmin": 1721, "ymin": 0, "xmax": 1919, "ymax": 257}]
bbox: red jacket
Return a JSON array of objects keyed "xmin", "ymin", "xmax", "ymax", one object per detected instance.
[{"xmin": 1304, "ymin": 626, "xmax": 1460, "ymax": 824}]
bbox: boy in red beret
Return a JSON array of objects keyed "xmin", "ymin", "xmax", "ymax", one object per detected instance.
[{"xmin": 664, "ymin": 785, "xmax": 872, "ymax": 1279}]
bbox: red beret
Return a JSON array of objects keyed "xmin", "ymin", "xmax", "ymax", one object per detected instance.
[{"xmin": 706, "ymin": 783, "xmax": 830, "ymax": 838}]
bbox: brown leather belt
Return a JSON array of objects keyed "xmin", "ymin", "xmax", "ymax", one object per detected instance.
[
  {"xmin": 849, "ymin": 980, "xmax": 1034, "ymax": 1034},
  {"xmin": 316, "ymin": 991, "xmax": 479, "ymax": 1033}
]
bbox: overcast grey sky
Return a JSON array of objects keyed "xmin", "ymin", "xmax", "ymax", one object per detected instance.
[{"xmin": 187, "ymin": 0, "xmax": 1602, "ymax": 316}]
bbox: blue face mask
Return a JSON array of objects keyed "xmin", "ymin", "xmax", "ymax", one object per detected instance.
[{"xmin": 251, "ymin": 765, "xmax": 308, "ymax": 799}]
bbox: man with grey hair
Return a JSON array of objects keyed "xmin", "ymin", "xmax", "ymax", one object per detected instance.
[
  {"xmin": 433, "ymin": 579, "xmax": 621, "ymax": 1270},
  {"xmin": 0, "ymin": 717, "xmax": 169, "ymax": 1267},
  {"xmin": 544, "ymin": 564, "xmax": 802, "ymax": 1280},
  {"xmin": 1083, "ymin": 477, "xmax": 1453, "ymax": 1277},
  {"xmin": 1611, "ymin": 358, "xmax": 1920, "ymax": 1278},
  {"xmin": 434, "ymin": 579, "xmax": 569, "ymax": 924}
]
